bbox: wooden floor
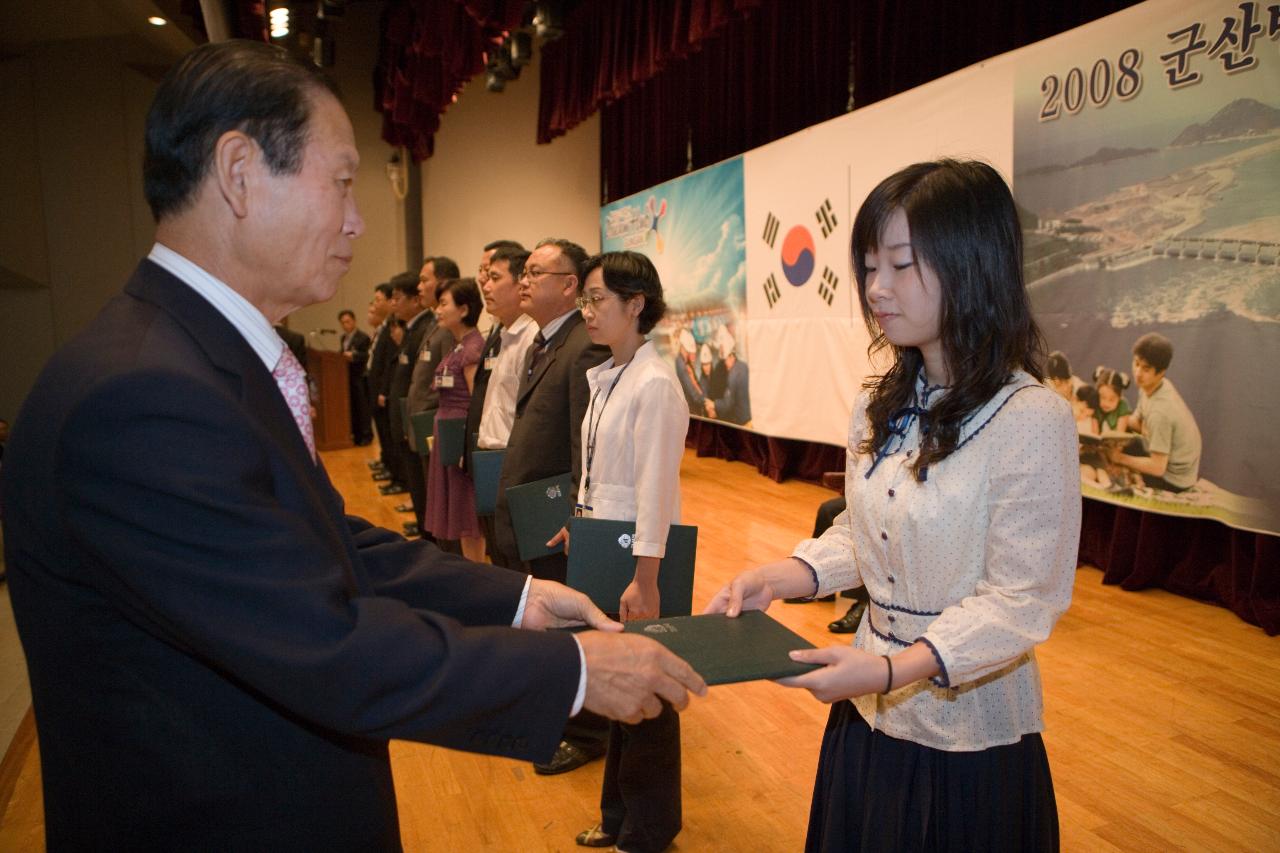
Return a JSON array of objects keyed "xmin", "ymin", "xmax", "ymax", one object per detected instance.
[{"xmin": 1, "ymin": 445, "xmax": 1277, "ymax": 851}]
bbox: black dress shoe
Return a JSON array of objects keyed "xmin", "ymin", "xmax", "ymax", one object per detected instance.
[
  {"xmin": 394, "ymin": 503, "xmax": 414, "ymax": 513},
  {"xmin": 402, "ymin": 521, "xmax": 420, "ymax": 537},
  {"xmin": 367, "ymin": 460, "xmax": 385, "ymax": 469},
  {"xmin": 378, "ymin": 482, "xmax": 408, "ymax": 496},
  {"xmin": 783, "ymin": 593, "xmax": 836, "ymax": 604},
  {"xmin": 372, "ymin": 471, "xmax": 392, "ymax": 482},
  {"xmin": 828, "ymin": 600, "xmax": 868, "ymax": 634},
  {"xmin": 533, "ymin": 740, "xmax": 606, "ymax": 776},
  {"xmin": 575, "ymin": 824, "xmax": 617, "ymax": 848}
]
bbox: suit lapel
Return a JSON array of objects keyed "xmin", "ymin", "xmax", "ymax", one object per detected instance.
[
  {"xmin": 126, "ymin": 261, "xmax": 361, "ymax": 574},
  {"xmin": 517, "ymin": 313, "xmax": 580, "ymax": 405}
]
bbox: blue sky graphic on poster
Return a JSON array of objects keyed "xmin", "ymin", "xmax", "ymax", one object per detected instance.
[
  {"xmin": 601, "ymin": 158, "xmax": 752, "ymax": 426},
  {"xmin": 1013, "ymin": 0, "xmax": 1280, "ymax": 534}
]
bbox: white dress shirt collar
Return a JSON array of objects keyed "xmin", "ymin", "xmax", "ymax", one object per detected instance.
[
  {"xmin": 536, "ymin": 307, "xmax": 579, "ymax": 342},
  {"xmin": 147, "ymin": 243, "xmax": 283, "ymax": 371}
]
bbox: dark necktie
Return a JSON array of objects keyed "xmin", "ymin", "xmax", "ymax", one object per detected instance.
[{"xmin": 526, "ymin": 331, "xmax": 549, "ymax": 379}]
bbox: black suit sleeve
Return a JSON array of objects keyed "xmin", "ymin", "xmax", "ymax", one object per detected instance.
[
  {"xmin": 57, "ymin": 369, "xmax": 578, "ymax": 758},
  {"xmin": 350, "ymin": 330, "xmax": 371, "ymax": 362}
]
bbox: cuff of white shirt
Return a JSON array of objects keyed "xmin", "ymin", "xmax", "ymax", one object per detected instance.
[{"xmin": 513, "ymin": 576, "xmax": 589, "ymax": 717}]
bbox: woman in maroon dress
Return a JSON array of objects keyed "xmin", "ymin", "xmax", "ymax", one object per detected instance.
[{"xmin": 425, "ymin": 277, "xmax": 486, "ymax": 560}]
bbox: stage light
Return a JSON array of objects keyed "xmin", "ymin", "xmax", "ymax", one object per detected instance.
[
  {"xmin": 147, "ymin": 16, "xmax": 167, "ymax": 26},
  {"xmin": 270, "ymin": 6, "xmax": 290, "ymax": 39}
]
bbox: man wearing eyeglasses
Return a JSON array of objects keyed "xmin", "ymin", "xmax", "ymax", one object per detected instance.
[{"xmin": 494, "ymin": 237, "xmax": 612, "ymax": 775}]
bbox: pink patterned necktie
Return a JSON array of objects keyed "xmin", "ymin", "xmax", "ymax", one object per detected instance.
[{"xmin": 272, "ymin": 346, "xmax": 316, "ymax": 461}]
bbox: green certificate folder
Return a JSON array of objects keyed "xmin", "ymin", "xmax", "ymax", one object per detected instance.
[
  {"xmin": 622, "ymin": 610, "xmax": 820, "ymax": 685},
  {"xmin": 565, "ymin": 517, "xmax": 697, "ymax": 617},
  {"xmin": 505, "ymin": 472, "xmax": 573, "ymax": 561},
  {"xmin": 471, "ymin": 450, "xmax": 506, "ymax": 515},
  {"xmin": 409, "ymin": 411, "xmax": 434, "ymax": 456},
  {"xmin": 434, "ymin": 416, "xmax": 466, "ymax": 466}
]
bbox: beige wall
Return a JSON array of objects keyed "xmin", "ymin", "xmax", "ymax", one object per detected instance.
[
  {"xmin": 0, "ymin": 37, "xmax": 161, "ymax": 420},
  {"xmin": 419, "ymin": 51, "xmax": 601, "ymax": 279}
]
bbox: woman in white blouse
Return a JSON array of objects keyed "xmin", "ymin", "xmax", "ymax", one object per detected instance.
[
  {"xmin": 564, "ymin": 251, "xmax": 689, "ymax": 853},
  {"xmin": 708, "ymin": 159, "xmax": 1079, "ymax": 852}
]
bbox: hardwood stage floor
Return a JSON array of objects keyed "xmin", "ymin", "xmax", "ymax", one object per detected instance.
[{"xmin": 1, "ymin": 445, "xmax": 1277, "ymax": 851}]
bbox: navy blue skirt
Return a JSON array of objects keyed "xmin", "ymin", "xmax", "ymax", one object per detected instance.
[{"xmin": 806, "ymin": 701, "xmax": 1059, "ymax": 852}]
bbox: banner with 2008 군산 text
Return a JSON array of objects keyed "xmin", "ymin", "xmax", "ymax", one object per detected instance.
[
  {"xmin": 601, "ymin": 0, "xmax": 1279, "ymax": 535},
  {"xmin": 1013, "ymin": 0, "xmax": 1279, "ymax": 534}
]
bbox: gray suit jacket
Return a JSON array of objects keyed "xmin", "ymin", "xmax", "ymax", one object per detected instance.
[{"xmin": 407, "ymin": 319, "xmax": 453, "ymax": 418}]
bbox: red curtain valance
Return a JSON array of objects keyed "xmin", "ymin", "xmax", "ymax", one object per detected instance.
[
  {"xmin": 375, "ymin": 0, "xmax": 527, "ymax": 161},
  {"xmin": 536, "ymin": 0, "xmax": 763, "ymax": 145}
]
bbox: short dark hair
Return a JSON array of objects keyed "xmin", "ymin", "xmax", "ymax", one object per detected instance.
[
  {"xmin": 490, "ymin": 246, "xmax": 530, "ymax": 280},
  {"xmin": 337, "ymin": 309, "xmax": 355, "ymax": 321},
  {"xmin": 374, "ymin": 282, "xmax": 393, "ymax": 299},
  {"xmin": 484, "ymin": 239, "xmax": 525, "ymax": 253},
  {"xmin": 1046, "ymin": 351, "xmax": 1072, "ymax": 381},
  {"xmin": 143, "ymin": 40, "xmax": 338, "ymax": 222},
  {"xmin": 424, "ymin": 256, "xmax": 461, "ymax": 280},
  {"xmin": 852, "ymin": 158, "xmax": 1046, "ymax": 479},
  {"xmin": 438, "ymin": 277, "xmax": 484, "ymax": 327},
  {"xmin": 536, "ymin": 238, "xmax": 589, "ymax": 279},
  {"xmin": 581, "ymin": 251, "xmax": 667, "ymax": 334},
  {"xmin": 1075, "ymin": 383, "xmax": 1100, "ymax": 412},
  {"xmin": 1132, "ymin": 333, "xmax": 1173, "ymax": 373},
  {"xmin": 390, "ymin": 271, "xmax": 419, "ymax": 298}
]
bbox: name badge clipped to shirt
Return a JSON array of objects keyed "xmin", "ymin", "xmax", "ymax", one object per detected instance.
[
  {"xmin": 484, "ymin": 355, "xmax": 499, "ymax": 371},
  {"xmin": 419, "ymin": 348, "xmax": 432, "ymax": 363},
  {"xmin": 437, "ymin": 372, "xmax": 455, "ymax": 389},
  {"xmin": 397, "ymin": 353, "xmax": 409, "ymax": 365}
]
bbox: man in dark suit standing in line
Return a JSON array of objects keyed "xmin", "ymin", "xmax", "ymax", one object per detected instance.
[
  {"xmin": 0, "ymin": 40, "xmax": 704, "ymax": 851},
  {"xmin": 339, "ymin": 308, "xmax": 373, "ymax": 444},
  {"xmin": 384, "ymin": 272, "xmax": 430, "ymax": 518},
  {"xmin": 365, "ymin": 282, "xmax": 397, "ymax": 472},
  {"xmin": 404, "ymin": 256, "xmax": 459, "ymax": 540},
  {"xmin": 493, "ymin": 237, "xmax": 613, "ymax": 775}
]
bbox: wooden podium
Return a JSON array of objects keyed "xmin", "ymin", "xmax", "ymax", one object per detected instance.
[{"xmin": 307, "ymin": 348, "xmax": 353, "ymax": 451}]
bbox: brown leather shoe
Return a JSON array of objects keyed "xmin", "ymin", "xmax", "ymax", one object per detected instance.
[
  {"xmin": 575, "ymin": 824, "xmax": 617, "ymax": 848},
  {"xmin": 533, "ymin": 740, "xmax": 606, "ymax": 775}
]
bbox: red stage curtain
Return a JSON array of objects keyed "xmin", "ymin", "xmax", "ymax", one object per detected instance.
[
  {"xmin": 541, "ymin": 0, "xmax": 1141, "ymax": 202},
  {"xmin": 375, "ymin": 0, "xmax": 526, "ymax": 161},
  {"xmin": 1079, "ymin": 500, "xmax": 1279, "ymax": 636},
  {"xmin": 687, "ymin": 420, "xmax": 843, "ymax": 484}
]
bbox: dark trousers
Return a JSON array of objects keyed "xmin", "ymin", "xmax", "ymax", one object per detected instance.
[
  {"xmin": 403, "ymin": 443, "xmax": 427, "ymax": 529},
  {"xmin": 371, "ymin": 403, "xmax": 394, "ymax": 472},
  {"xmin": 479, "ymin": 514, "xmax": 508, "ymax": 567},
  {"xmin": 348, "ymin": 372, "xmax": 372, "ymax": 443},
  {"xmin": 600, "ymin": 703, "xmax": 681, "ymax": 853}
]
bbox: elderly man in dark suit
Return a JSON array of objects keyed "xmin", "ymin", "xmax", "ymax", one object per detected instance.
[
  {"xmin": 0, "ymin": 40, "xmax": 704, "ymax": 851},
  {"xmin": 493, "ymin": 237, "xmax": 614, "ymax": 775}
]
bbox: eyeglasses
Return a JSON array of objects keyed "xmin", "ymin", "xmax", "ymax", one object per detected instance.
[
  {"xmin": 520, "ymin": 268, "xmax": 573, "ymax": 282},
  {"xmin": 575, "ymin": 292, "xmax": 621, "ymax": 312}
]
